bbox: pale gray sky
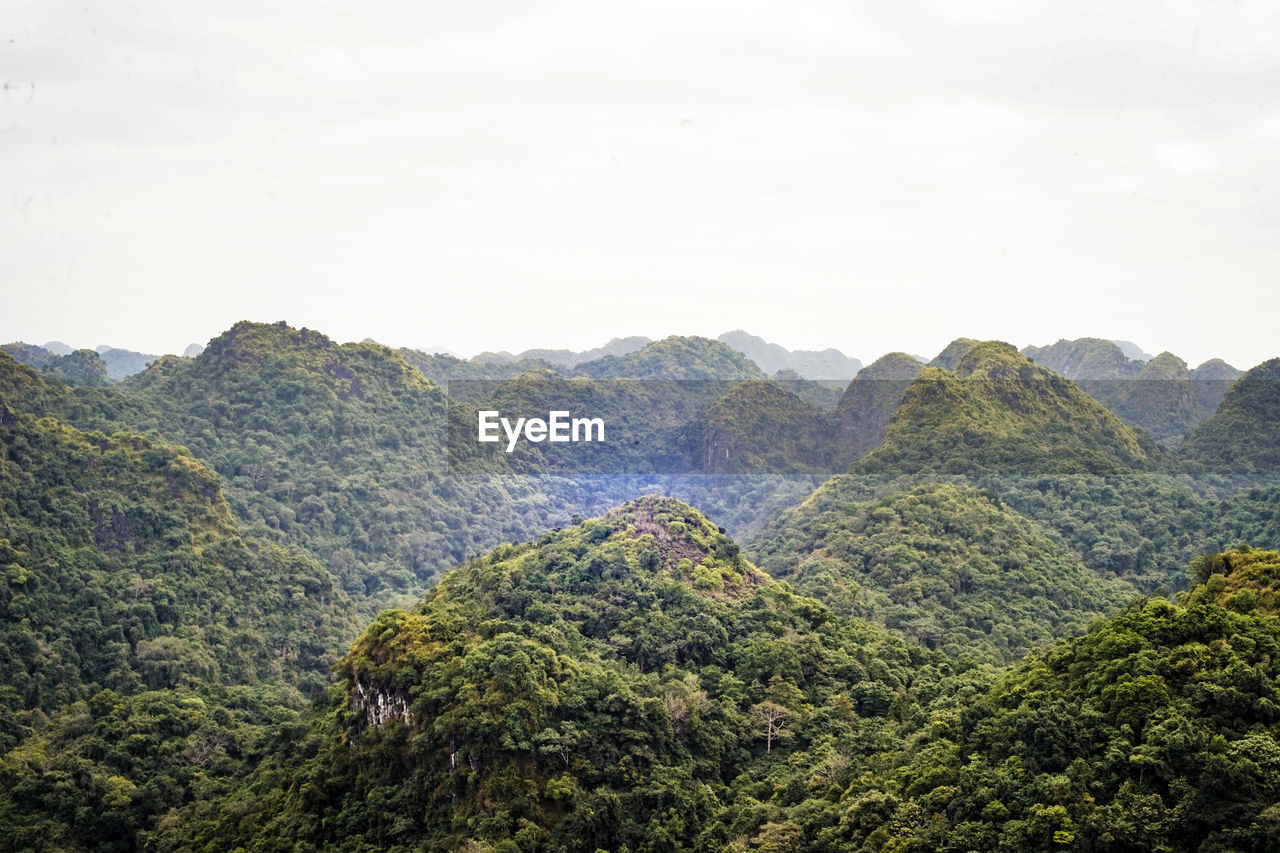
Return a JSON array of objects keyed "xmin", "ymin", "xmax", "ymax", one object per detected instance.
[{"xmin": 3, "ymin": 0, "xmax": 1279, "ymax": 368}]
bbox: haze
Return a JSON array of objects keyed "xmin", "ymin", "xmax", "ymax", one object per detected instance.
[{"xmin": 3, "ymin": 0, "xmax": 1278, "ymax": 368}]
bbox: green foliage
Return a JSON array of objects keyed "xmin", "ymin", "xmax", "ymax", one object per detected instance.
[
  {"xmin": 1181, "ymin": 358, "xmax": 1280, "ymax": 474},
  {"xmin": 2, "ymin": 343, "xmax": 111, "ymax": 387},
  {"xmin": 0, "ymin": 391, "xmax": 358, "ymax": 850},
  {"xmin": 835, "ymin": 352, "xmax": 924, "ymax": 462},
  {"xmin": 751, "ymin": 481, "xmax": 1135, "ymax": 664},
  {"xmin": 177, "ymin": 497, "xmax": 934, "ymax": 852},
  {"xmin": 826, "ymin": 550, "xmax": 1280, "ymax": 852},
  {"xmin": 859, "ymin": 342, "xmax": 1159, "ymax": 476},
  {"xmin": 693, "ymin": 381, "xmax": 838, "ymax": 474},
  {"xmin": 117, "ymin": 323, "xmax": 590, "ymax": 613}
]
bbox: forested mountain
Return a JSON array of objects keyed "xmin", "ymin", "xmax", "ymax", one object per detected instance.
[
  {"xmin": 717, "ymin": 331, "xmax": 862, "ymax": 380},
  {"xmin": 518, "ymin": 336, "xmax": 653, "ymax": 369},
  {"xmin": 690, "ymin": 380, "xmax": 838, "ymax": 474},
  {"xmin": 575, "ymin": 336, "xmax": 766, "ymax": 380},
  {"xmin": 2, "ymin": 342, "xmax": 111, "ymax": 387},
  {"xmin": 858, "ymin": 341, "xmax": 1158, "ymax": 476},
  {"xmin": 834, "ymin": 352, "xmax": 924, "ymax": 463},
  {"xmin": 0, "ymin": 385, "xmax": 359, "ymax": 851},
  {"xmin": 1022, "ymin": 338, "xmax": 1143, "ymax": 379},
  {"xmin": 175, "ymin": 497, "xmax": 937, "ymax": 852},
  {"xmin": 95, "ymin": 346, "xmax": 160, "ymax": 380},
  {"xmin": 824, "ymin": 547, "xmax": 1280, "ymax": 851},
  {"xmin": 3, "ymin": 342, "xmax": 160, "ymax": 383},
  {"xmin": 750, "ymin": 482, "xmax": 1135, "ymax": 664},
  {"xmin": 928, "ymin": 337, "xmax": 981, "ymax": 370},
  {"xmin": 399, "ymin": 349, "xmax": 561, "ymax": 387},
  {"xmin": 1180, "ymin": 357, "xmax": 1280, "ymax": 474},
  {"xmin": 1021, "ymin": 339, "xmax": 1242, "ymax": 445},
  {"xmin": 3, "ymin": 319, "xmax": 1279, "ymax": 852},
  {"xmin": 113, "ymin": 322, "xmax": 589, "ymax": 612}
]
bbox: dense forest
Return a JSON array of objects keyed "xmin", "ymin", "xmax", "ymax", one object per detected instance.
[{"xmin": 2, "ymin": 321, "xmax": 1278, "ymax": 851}]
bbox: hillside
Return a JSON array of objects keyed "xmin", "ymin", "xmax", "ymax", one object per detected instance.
[
  {"xmin": 826, "ymin": 548, "xmax": 1280, "ymax": 851},
  {"xmin": 0, "ymin": 392, "xmax": 359, "ymax": 851},
  {"xmin": 115, "ymin": 322, "xmax": 581, "ymax": 611},
  {"xmin": 176, "ymin": 497, "xmax": 933, "ymax": 852},
  {"xmin": 750, "ymin": 481, "xmax": 1134, "ymax": 663},
  {"xmin": 1022, "ymin": 340, "xmax": 1240, "ymax": 444},
  {"xmin": 690, "ymin": 380, "xmax": 839, "ymax": 474},
  {"xmin": 2, "ymin": 342, "xmax": 111, "ymax": 387},
  {"xmin": 518, "ymin": 336, "xmax": 653, "ymax": 369},
  {"xmin": 1180, "ymin": 357, "xmax": 1280, "ymax": 474},
  {"xmin": 834, "ymin": 352, "xmax": 924, "ymax": 463},
  {"xmin": 1022, "ymin": 337, "xmax": 1143, "ymax": 379},
  {"xmin": 859, "ymin": 341, "xmax": 1159, "ymax": 476}
]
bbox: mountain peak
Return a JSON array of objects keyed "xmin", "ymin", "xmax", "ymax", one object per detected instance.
[{"xmin": 860, "ymin": 342, "xmax": 1158, "ymax": 474}]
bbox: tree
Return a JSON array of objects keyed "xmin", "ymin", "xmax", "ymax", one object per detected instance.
[{"xmin": 750, "ymin": 701, "xmax": 792, "ymax": 753}]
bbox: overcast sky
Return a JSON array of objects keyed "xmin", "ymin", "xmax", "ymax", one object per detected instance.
[{"xmin": 3, "ymin": 0, "xmax": 1278, "ymax": 368}]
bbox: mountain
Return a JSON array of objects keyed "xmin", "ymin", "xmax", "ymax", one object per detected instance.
[
  {"xmin": 1022, "ymin": 338, "xmax": 1144, "ymax": 379},
  {"xmin": 859, "ymin": 341, "xmax": 1159, "ymax": 476},
  {"xmin": 95, "ymin": 346, "xmax": 159, "ymax": 380},
  {"xmin": 183, "ymin": 343, "xmax": 205, "ymax": 358},
  {"xmin": 1180, "ymin": 357, "xmax": 1280, "ymax": 474},
  {"xmin": 115, "ymin": 322, "xmax": 579, "ymax": 611},
  {"xmin": 575, "ymin": 335, "xmax": 766, "ymax": 380},
  {"xmin": 929, "ymin": 336, "xmax": 981, "ymax": 370},
  {"xmin": 519, "ymin": 336, "xmax": 653, "ymax": 369},
  {"xmin": 834, "ymin": 352, "xmax": 924, "ymax": 462},
  {"xmin": 0, "ymin": 388, "xmax": 358, "ymax": 851},
  {"xmin": 176, "ymin": 496, "xmax": 929, "ymax": 852},
  {"xmin": 1114, "ymin": 338, "xmax": 1154, "ymax": 361},
  {"xmin": 398, "ymin": 348, "xmax": 559, "ymax": 388},
  {"xmin": 1021, "ymin": 340, "xmax": 1241, "ymax": 444},
  {"xmin": 41, "ymin": 340, "xmax": 73, "ymax": 356},
  {"xmin": 690, "ymin": 380, "xmax": 838, "ymax": 474},
  {"xmin": 1192, "ymin": 358, "xmax": 1242, "ymax": 382},
  {"xmin": 749, "ymin": 481, "xmax": 1134, "ymax": 663},
  {"xmin": 2, "ymin": 342, "xmax": 111, "ymax": 387},
  {"xmin": 717, "ymin": 330, "xmax": 862, "ymax": 379}
]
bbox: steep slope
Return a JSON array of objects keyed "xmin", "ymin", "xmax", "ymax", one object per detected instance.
[
  {"xmin": 827, "ymin": 548, "xmax": 1280, "ymax": 852},
  {"xmin": 750, "ymin": 481, "xmax": 1134, "ymax": 663},
  {"xmin": 835, "ymin": 352, "xmax": 925, "ymax": 462},
  {"xmin": 0, "ymin": 394, "xmax": 358, "ymax": 851},
  {"xmin": 1022, "ymin": 341, "xmax": 1240, "ymax": 445},
  {"xmin": 1180, "ymin": 358, "xmax": 1280, "ymax": 475},
  {"xmin": 179, "ymin": 497, "xmax": 931, "ymax": 852},
  {"xmin": 575, "ymin": 335, "xmax": 766, "ymax": 380},
  {"xmin": 1101, "ymin": 352, "xmax": 1241, "ymax": 446},
  {"xmin": 928, "ymin": 337, "xmax": 981, "ymax": 370},
  {"xmin": 859, "ymin": 341, "xmax": 1158, "ymax": 476}
]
